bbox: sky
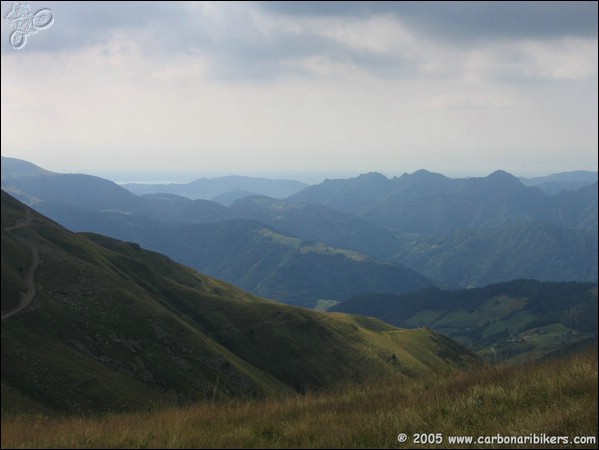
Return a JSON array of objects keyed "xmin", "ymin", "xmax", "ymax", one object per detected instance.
[{"xmin": 1, "ymin": 1, "xmax": 598, "ymax": 183}]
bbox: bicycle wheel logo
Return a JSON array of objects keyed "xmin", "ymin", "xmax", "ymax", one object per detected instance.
[{"xmin": 4, "ymin": 3, "xmax": 54, "ymax": 50}]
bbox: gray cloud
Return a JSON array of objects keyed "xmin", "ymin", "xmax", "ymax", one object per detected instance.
[
  {"xmin": 260, "ymin": 1, "xmax": 598, "ymax": 41},
  {"xmin": 189, "ymin": 20, "xmax": 415, "ymax": 81},
  {"xmin": 6, "ymin": 2, "xmax": 595, "ymax": 51},
  {"xmin": 2, "ymin": 1, "xmax": 596, "ymax": 82},
  {"xmin": 199, "ymin": 1, "xmax": 598, "ymax": 81},
  {"xmin": 1, "ymin": 3, "xmax": 596, "ymax": 179},
  {"xmin": 1, "ymin": 1, "xmax": 186, "ymax": 52}
]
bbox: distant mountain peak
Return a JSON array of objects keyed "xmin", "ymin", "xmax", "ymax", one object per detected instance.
[
  {"xmin": 357, "ymin": 172, "xmax": 388, "ymax": 181},
  {"xmin": 484, "ymin": 170, "xmax": 524, "ymax": 187},
  {"xmin": 519, "ymin": 171, "xmax": 598, "ymax": 195},
  {"xmin": 410, "ymin": 169, "xmax": 447, "ymax": 179},
  {"xmin": 413, "ymin": 169, "xmax": 434, "ymax": 176},
  {"xmin": 487, "ymin": 169, "xmax": 518, "ymax": 180},
  {"xmin": 1, "ymin": 156, "xmax": 54, "ymax": 179}
]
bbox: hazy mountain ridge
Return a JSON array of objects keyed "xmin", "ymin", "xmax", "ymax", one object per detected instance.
[
  {"xmin": 519, "ymin": 170, "xmax": 598, "ymax": 195},
  {"xmin": 1, "ymin": 158, "xmax": 434, "ymax": 307},
  {"xmin": 227, "ymin": 194, "xmax": 597, "ymax": 288},
  {"xmin": 228, "ymin": 195, "xmax": 405, "ymax": 260},
  {"xmin": 225, "ymin": 200, "xmax": 599, "ymax": 288},
  {"xmin": 4, "ymin": 196, "xmax": 434, "ymax": 308},
  {"xmin": 1, "ymin": 191, "xmax": 475, "ymax": 415},
  {"xmin": 288, "ymin": 169, "xmax": 596, "ymax": 234},
  {"xmin": 212, "ymin": 190, "xmax": 264, "ymax": 206},
  {"xmin": 1, "ymin": 159, "xmax": 238, "ymax": 226},
  {"xmin": 330, "ymin": 279, "xmax": 598, "ymax": 362},
  {"xmin": 122, "ymin": 175, "xmax": 308, "ymax": 201},
  {"xmin": 391, "ymin": 220, "xmax": 598, "ymax": 287},
  {"xmin": 549, "ymin": 182, "xmax": 598, "ymax": 231},
  {"xmin": 1, "ymin": 157, "xmax": 53, "ymax": 180},
  {"xmin": 2, "ymin": 157, "xmax": 596, "ymax": 296},
  {"xmin": 86, "ymin": 218, "xmax": 435, "ymax": 307}
]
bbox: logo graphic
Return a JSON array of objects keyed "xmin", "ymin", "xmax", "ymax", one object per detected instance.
[{"xmin": 4, "ymin": 2, "xmax": 54, "ymax": 50}]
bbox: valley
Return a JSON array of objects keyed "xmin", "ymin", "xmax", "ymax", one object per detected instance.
[
  {"xmin": 2, "ymin": 156, "xmax": 597, "ymax": 305},
  {"xmin": 1, "ymin": 158, "xmax": 597, "ymax": 448},
  {"xmin": 331, "ymin": 280, "xmax": 598, "ymax": 362},
  {"xmin": 1, "ymin": 191, "xmax": 475, "ymax": 415},
  {"xmin": 2, "ymin": 156, "xmax": 597, "ymax": 358}
]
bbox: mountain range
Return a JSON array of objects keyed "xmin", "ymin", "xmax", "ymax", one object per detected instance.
[
  {"xmin": 392, "ymin": 221, "xmax": 598, "ymax": 287},
  {"xmin": 2, "ymin": 156, "xmax": 597, "ymax": 301},
  {"xmin": 1, "ymin": 191, "xmax": 475, "ymax": 415},
  {"xmin": 1, "ymin": 157, "xmax": 434, "ymax": 306},
  {"xmin": 2, "ymin": 155, "xmax": 597, "ymax": 416},
  {"xmin": 519, "ymin": 170, "xmax": 598, "ymax": 195},
  {"xmin": 288, "ymin": 169, "xmax": 597, "ymax": 234},
  {"xmin": 122, "ymin": 175, "xmax": 308, "ymax": 204},
  {"xmin": 227, "ymin": 195, "xmax": 598, "ymax": 288}
]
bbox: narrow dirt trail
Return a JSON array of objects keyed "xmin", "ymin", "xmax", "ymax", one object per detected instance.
[
  {"xmin": 5, "ymin": 204, "xmax": 34, "ymax": 232},
  {"xmin": 2, "ymin": 207, "xmax": 41, "ymax": 321}
]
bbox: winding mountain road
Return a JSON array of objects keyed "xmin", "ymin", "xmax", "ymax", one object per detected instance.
[{"xmin": 2, "ymin": 207, "xmax": 40, "ymax": 321}]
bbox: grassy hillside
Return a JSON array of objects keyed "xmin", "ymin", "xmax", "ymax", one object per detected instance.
[
  {"xmin": 1, "ymin": 191, "xmax": 473, "ymax": 415},
  {"xmin": 331, "ymin": 280, "xmax": 598, "ymax": 362},
  {"xmin": 2, "ymin": 346, "xmax": 596, "ymax": 448},
  {"xmin": 23, "ymin": 206, "xmax": 434, "ymax": 308}
]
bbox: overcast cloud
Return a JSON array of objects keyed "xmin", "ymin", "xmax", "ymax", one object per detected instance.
[{"xmin": 1, "ymin": 1, "xmax": 597, "ymax": 181}]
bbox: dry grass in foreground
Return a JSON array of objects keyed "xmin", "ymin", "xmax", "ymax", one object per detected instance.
[{"xmin": 2, "ymin": 347, "xmax": 597, "ymax": 449}]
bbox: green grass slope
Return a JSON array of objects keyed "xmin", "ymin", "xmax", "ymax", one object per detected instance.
[
  {"xmin": 2, "ymin": 346, "xmax": 596, "ymax": 448},
  {"xmin": 1, "ymin": 191, "xmax": 474, "ymax": 415},
  {"xmin": 331, "ymin": 280, "xmax": 598, "ymax": 362}
]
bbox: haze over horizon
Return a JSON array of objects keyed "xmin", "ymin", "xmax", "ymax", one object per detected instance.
[
  {"xmin": 1, "ymin": 1, "xmax": 597, "ymax": 182},
  {"xmin": 4, "ymin": 153, "xmax": 598, "ymax": 186}
]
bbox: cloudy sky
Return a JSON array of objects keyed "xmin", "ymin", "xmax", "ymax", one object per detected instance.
[{"xmin": 1, "ymin": 1, "xmax": 597, "ymax": 182}]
